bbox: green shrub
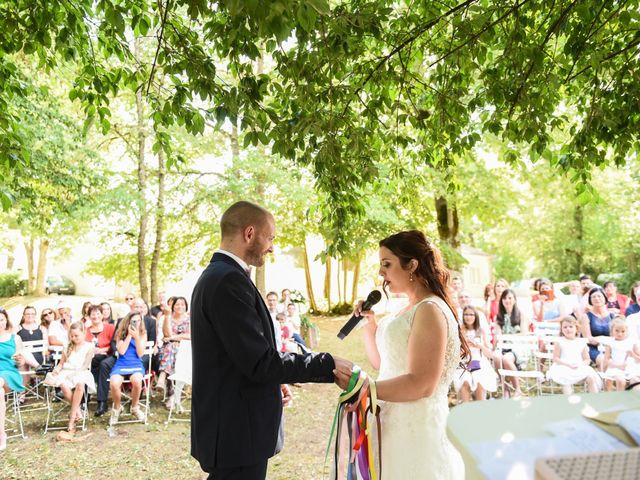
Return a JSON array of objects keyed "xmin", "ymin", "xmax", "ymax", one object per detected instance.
[
  {"xmin": 329, "ymin": 302, "xmax": 353, "ymax": 316},
  {"xmin": 0, "ymin": 273, "xmax": 26, "ymax": 297}
]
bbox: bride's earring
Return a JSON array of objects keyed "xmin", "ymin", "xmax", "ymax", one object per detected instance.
[{"xmin": 409, "ymin": 272, "xmax": 414, "ymax": 282}]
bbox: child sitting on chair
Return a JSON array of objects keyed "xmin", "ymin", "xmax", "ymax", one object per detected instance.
[
  {"xmin": 44, "ymin": 321, "xmax": 95, "ymax": 433},
  {"xmin": 604, "ymin": 316, "xmax": 640, "ymax": 391},
  {"xmin": 109, "ymin": 312, "xmax": 147, "ymax": 424},
  {"xmin": 547, "ymin": 316, "xmax": 600, "ymax": 394}
]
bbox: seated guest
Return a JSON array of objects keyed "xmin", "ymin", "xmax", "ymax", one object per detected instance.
[
  {"xmin": 492, "ymin": 289, "xmax": 528, "ymax": 399},
  {"xmin": 457, "ymin": 290, "xmax": 489, "ymax": 332},
  {"xmin": 100, "ymin": 302, "xmax": 115, "ymax": 325},
  {"xmin": 625, "ymin": 281, "xmax": 640, "ymax": 317},
  {"xmin": 40, "ymin": 308, "xmax": 55, "ymax": 331},
  {"xmin": 109, "ymin": 312, "xmax": 147, "ymax": 423},
  {"xmin": 286, "ymin": 302, "xmax": 306, "ymax": 346},
  {"xmin": 604, "ymin": 281, "xmax": 629, "ymax": 316},
  {"xmin": 563, "ymin": 280, "xmax": 584, "ymax": 318},
  {"xmin": 157, "ymin": 297, "xmax": 189, "ymax": 393},
  {"xmin": 95, "ymin": 299, "xmax": 156, "ymax": 417},
  {"xmin": 532, "ymin": 279, "xmax": 567, "ymax": 323},
  {"xmin": 48, "ymin": 304, "xmax": 71, "ymax": 351},
  {"xmin": 85, "ymin": 304, "xmax": 115, "ymax": 400},
  {"xmin": 0, "ymin": 308, "xmax": 26, "ymax": 450},
  {"xmin": 581, "ymin": 287, "xmax": 614, "ymax": 371},
  {"xmin": 487, "ymin": 279, "xmax": 509, "ymax": 323},
  {"xmin": 44, "ymin": 322, "xmax": 95, "ymax": 433},
  {"xmin": 603, "ymin": 317, "xmax": 639, "ymax": 391},
  {"xmin": 547, "ymin": 316, "xmax": 601, "ymax": 394},
  {"xmin": 80, "ymin": 301, "xmax": 92, "ymax": 328},
  {"xmin": 276, "ymin": 313, "xmax": 298, "ymax": 353},
  {"xmin": 453, "ymin": 306, "xmax": 497, "ymax": 402},
  {"xmin": 17, "ymin": 306, "xmax": 46, "ymax": 392}
]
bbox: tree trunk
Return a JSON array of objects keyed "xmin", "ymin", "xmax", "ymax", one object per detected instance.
[
  {"xmin": 35, "ymin": 238, "xmax": 49, "ymax": 295},
  {"xmin": 435, "ymin": 196, "xmax": 460, "ymax": 248},
  {"xmin": 573, "ymin": 204, "xmax": 584, "ymax": 274},
  {"xmin": 302, "ymin": 239, "xmax": 319, "ymax": 312},
  {"xmin": 343, "ymin": 258, "xmax": 349, "ymax": 303},
  {"xmin": 351, "ymin": 255, "xmax": 361, "ymax": 305},
  {"xmin": 149, "ymin": 148, "xmax": 166, "ymax": 304},
  {"xmin": 324, "ymin": 257, "xmax": 332, "ymax": 311},
  {"xmin": 336, "ymin": 258, "xmax": 343, "ymax": 304},
  {"xmin": 24, "ymin": 238, "xmax": 35, "ymax": 294},
  {"xmin": 135, "ymin": 43, "xmax": 149, "ymax": 302}
]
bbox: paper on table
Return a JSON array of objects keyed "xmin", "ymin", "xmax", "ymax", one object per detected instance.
[
  {"xmin": 617, "ymin": 410, "xmax": 640, "ymax": 445},
  {"xmin": 546, "ymin": 417, "xmax": 628, "ymax": 451},
  {"xmin": 471, "ymin": 436, "xmax": 580, "ymax": 480}
]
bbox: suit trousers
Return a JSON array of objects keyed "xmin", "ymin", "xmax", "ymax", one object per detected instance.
[{"xmin": 206, "ymin": 461, "xmax": 268, "ymax": 480}]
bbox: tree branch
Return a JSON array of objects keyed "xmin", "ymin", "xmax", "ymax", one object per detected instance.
[
  {"xmin": 342, "ymin": 0, "xmax": 479, "ymax": 116},
  {"xmin": 147, "ymin": 0, "xmax": 171, "ymax": 96}
]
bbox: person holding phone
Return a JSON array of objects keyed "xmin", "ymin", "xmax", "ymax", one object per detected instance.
[
  {"xmin": 533, "ymin": 279, "xmax": 567, "ymax": 323},
  {"xmin": 108, "ymin": 311, "xmax": 147, "ymax": 424}
]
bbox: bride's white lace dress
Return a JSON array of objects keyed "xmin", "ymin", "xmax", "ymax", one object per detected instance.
[{"xmin": 376, "ymin": 295, "xmax": 464, "ymax": 479}]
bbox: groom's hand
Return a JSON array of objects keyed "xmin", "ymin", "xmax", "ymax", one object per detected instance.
[
  {"xmin": 333, "ymin": 356, "xmax": 353, "ymax": 390},
  {"xmin": 281, "ymin": 384, "xmax": 292, "ymax": 407}
]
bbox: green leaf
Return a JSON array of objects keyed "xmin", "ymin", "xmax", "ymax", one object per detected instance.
[{"xmin": 306, "ymin": 0, "xmax": 330, "ymax": 15}]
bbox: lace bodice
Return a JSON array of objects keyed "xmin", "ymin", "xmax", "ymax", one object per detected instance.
[{"xmin": 376, "ymin": 295, "xmax": 460, "ymax": 394}]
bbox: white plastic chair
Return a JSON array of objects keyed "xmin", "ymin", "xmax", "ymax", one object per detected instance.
[
  {"xmin": 495, "ymin": 334, "xmax": 544, "ymax": 397},
  {"xmin": 167, "ymin": 340, "xmax": 191, "ymax": 423}
]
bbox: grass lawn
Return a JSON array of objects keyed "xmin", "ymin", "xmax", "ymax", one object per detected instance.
[{"xmin": 1, "ymin": 314, "xmax": 372, "ymax": 479}]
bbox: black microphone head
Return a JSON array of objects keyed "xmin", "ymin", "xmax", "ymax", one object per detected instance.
[{"xmin": 366, "ymin": 290, "xmax": 382, "ymax": 306}]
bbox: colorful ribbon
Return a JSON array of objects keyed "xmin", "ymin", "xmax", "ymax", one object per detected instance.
[{"xmin": 326, "ymin": 366, "xmax": 381, "ymax": 480}]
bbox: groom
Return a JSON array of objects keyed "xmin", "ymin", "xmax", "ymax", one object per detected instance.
[{"xmin": 191, "ymin": 200, "xmax": 349, "ymax": 479}]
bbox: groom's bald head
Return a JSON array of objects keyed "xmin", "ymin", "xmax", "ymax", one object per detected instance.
[{"xmin": 220, "ymin": 201, "xmax": 272, "ymax": 240}]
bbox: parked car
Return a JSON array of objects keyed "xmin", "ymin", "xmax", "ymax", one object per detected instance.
[{"xmin": 45, "ymin": 275, "xmax": 76, "ymax": 295}]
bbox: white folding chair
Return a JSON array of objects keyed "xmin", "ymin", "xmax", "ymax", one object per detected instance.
[
  {"xmin": 109, "ymin": 341, "xmax": 154, "ymax": 427},
  {"xmin": 3, "ymin": 390, "xmax": 25, "ymax": 441},
  {"xmin": 495, "ymin": 334, "xmax": 544, "ymax": 398},
  {"xmin": 167, "ymin": 340, "xmax": 192, "ymax": 423},
  {"xmin": 19, "ymin": 340, "xmax": 50, "ymax": 416},
  {"xmin": 43, "ymin": 346, "xmax": 89, "ymax": 434}
]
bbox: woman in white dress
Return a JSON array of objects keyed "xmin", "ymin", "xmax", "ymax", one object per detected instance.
[{"xmin": 335, "ymin": 230, "xmax": 470, "ymax": 479}]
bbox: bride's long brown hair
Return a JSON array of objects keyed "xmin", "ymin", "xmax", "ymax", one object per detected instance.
[{"xmin": 379, "ymin": 230, "xmax": 471, "ymax": 363}]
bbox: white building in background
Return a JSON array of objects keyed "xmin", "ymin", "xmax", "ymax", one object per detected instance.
[{"xmin": 459, "ymin": 244, "xmax": 494, "ymax": 299}]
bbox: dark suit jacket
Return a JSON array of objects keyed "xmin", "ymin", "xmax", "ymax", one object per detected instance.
[{"xmin": 190, "ymin": 252, "xmax": 335, "ymax": 470}]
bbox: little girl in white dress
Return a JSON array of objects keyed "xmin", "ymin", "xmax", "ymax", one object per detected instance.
[
  {"xmin": 547, "ymin": 316, "xmax": 601, "ymax": 394},
  {"xmin": 45, "ymin": 322, "xmax": 95, "ymax": 431},
  {"xmin": 604, "ymin": 317, "xmax": 640, "ymax": 391}
]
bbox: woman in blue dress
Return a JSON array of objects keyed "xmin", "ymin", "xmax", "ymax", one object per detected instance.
[
  {"xmin": 0, "ymin": 308, "xmax": 26, "ymax": 450},
  {"xmin": 109, "ymin": 311, "xmax": 147, "ymax": 424},
  {"xmin": 581, "ymin": 287, "xmax": 614, "ymax": 371}
]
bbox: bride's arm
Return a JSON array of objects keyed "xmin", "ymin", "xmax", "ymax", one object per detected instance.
[
  {"xmin": 375, "ymin": 302, "xmax": 447, "ymax": 402},
  {"xmin": 363, "ymin": 320, "xmax": 381, "ymax": 370}
]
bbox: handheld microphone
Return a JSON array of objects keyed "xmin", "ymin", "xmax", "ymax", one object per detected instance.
[{"xmin": 337, "ymin": 290, "xmax": 382, "ymax": 340}]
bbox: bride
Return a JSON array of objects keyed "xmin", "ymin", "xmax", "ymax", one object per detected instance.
[{"xmin": 335, "ymin": 230, "xmax": 470, "ymax": 479}]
